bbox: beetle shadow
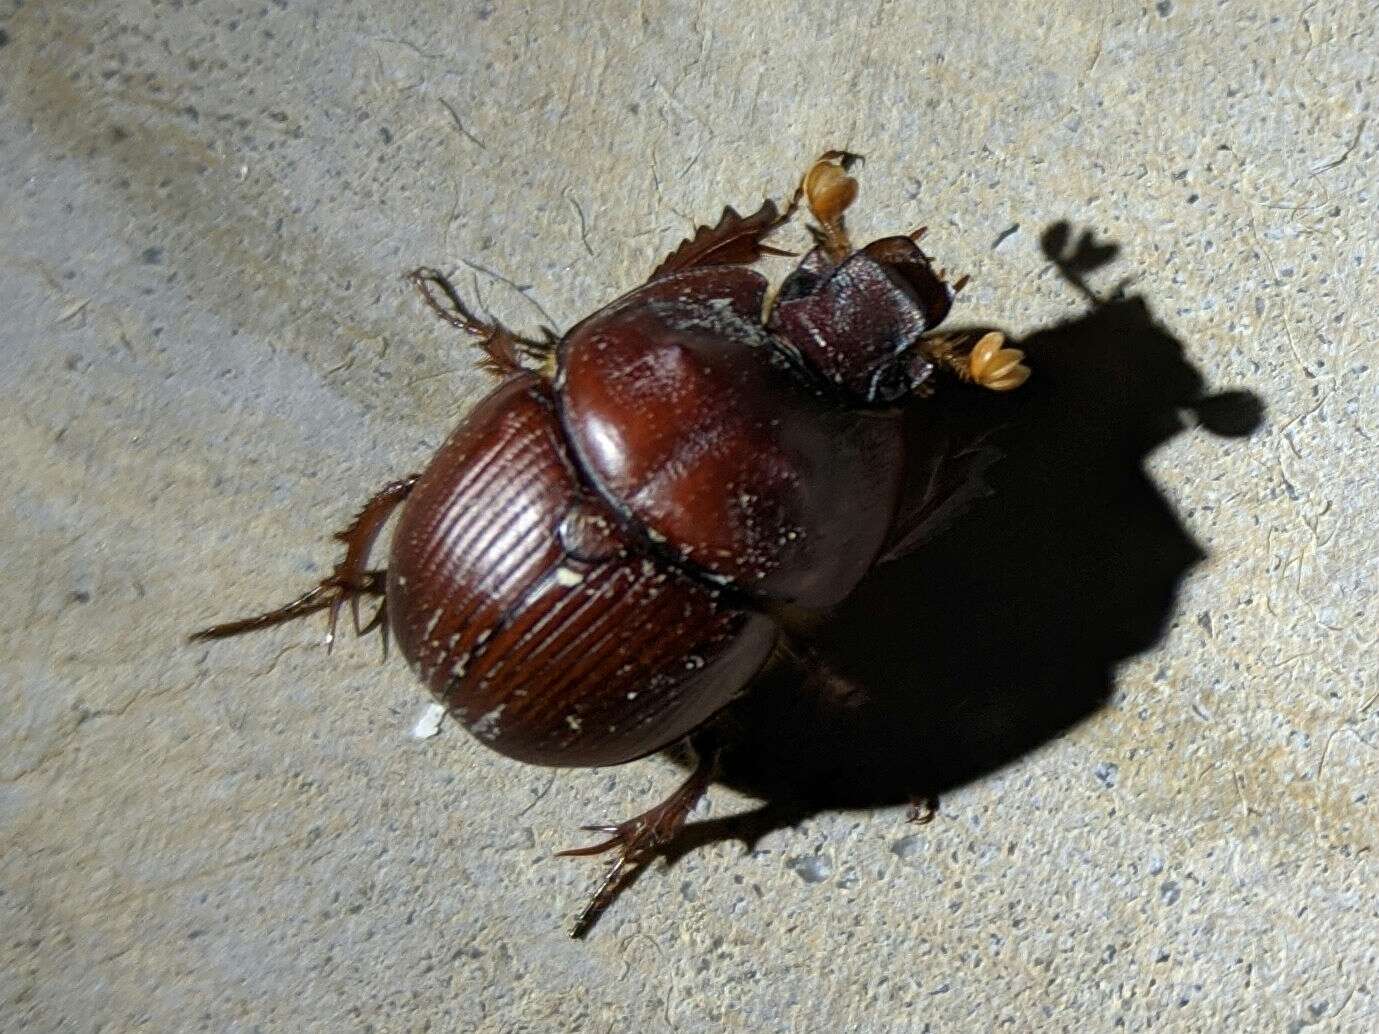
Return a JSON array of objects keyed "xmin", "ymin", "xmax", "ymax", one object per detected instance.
[{"xmin": 661, "ymin": 221, "xmax": 1265, "ymax": 860}]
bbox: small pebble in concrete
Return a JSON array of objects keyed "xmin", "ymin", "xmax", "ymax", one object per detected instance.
[{"xmin": 785, "ymin": 854, "xmax": 832, "ymax": 884}]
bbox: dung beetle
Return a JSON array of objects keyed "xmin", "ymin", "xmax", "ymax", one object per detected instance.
[{"xmin": 192, "ymin": 152, "xmax": 1029, "ymax": 935}]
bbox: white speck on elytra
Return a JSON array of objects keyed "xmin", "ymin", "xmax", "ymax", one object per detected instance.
[
  {"xmin": 626, "ymin": 691, "xmax": 638, "ymax": 699},
  {"xmin": 473, "ymin": 705, "xmax": 505, "ymax": 741},
  {"xmin": 554, "ymin": 566, "xmax": 583, "ymax": 587},
  {"xmin": 566, "ymin": 714, "xmax": 582, "ymax": 731},
  {"xmin": 450, "ymin": 652, "xmax": 470, "ymax": 679},
  {"xmin": 422, "ymin": 608, "xmax": 443, "ymax": 640}
]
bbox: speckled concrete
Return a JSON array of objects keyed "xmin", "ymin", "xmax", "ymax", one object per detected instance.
[{"xmin": 3, "ymin": 2, "xmax": 1377, "ymax": 1031}]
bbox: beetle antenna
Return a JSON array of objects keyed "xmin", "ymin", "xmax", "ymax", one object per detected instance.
[
  {"xmin": 916, "ymin": 330, "xmax": 1031, "ymax": 393},
  {"xmin": 801, "ymin": 152, "xmax": 861, "ymax": 262}
]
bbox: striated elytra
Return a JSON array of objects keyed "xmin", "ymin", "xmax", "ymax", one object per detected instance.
[
  {"xmin": 386, "ymin": 370, "xmax": 778, "ymax": 769},
  {"xmin": 191, "ymin": 152, "xmax": 1030, "ymax": 936}
]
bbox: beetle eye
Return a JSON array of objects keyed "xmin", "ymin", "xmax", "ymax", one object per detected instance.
[
  {"xmin": 776, "ymin": 268, "xmax": 820, "ymax": 305},
  {"xmin": 866, "ymin": 349, "xmax": 933, "ymax": 404},
  {"xmin": 774, "ymin": 246, "xmax": 834, "ymax": 308}
]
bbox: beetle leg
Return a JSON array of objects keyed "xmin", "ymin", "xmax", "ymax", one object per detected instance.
[
  {"xmin": 556, "ymin": 737, "xmax": 721, "ymax": 938},
  {"xmin": 906, "ymin": 794, "xmax": 940, "ymax": 824},
  {"xmin": 646, "ymin": 199, "xmax": 797, "ymax": 281},
  {"xmin": 407, "ymin": 267, "xmax": 557, "ymax": 378},
  {"xmin": 646, "ymin": 151, "xmax": 864, "ymax": 282},
  {"xmin": 189, "ymin": 476, "xmax": 417, "ymax": 649},
  {"xmin": 646, "ymin": 150, "xmax": 866, "ymax": 281},
  {"xmin": 916, "ymin": 330, "xmax": 1031, "ymax": 392}
]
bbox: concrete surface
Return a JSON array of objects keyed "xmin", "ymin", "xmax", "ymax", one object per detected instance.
[{"xmin": 2, "ymin": 1, "xmax": 1376, "ymax": 1031}]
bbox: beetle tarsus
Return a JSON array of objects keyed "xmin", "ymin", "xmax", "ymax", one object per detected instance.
[
  {"xmin": 557, "ymin": 739, "xmax": 721, "ymax": 938},
  {"xmin": 189, "ymin": 476, "xmax": 417, "ymax": 648},
  {"xmin": 188, "ymin": 572, "xmax": 377, "ymax": 644},
  {"xmin": 407, "ymin": 266, "xmax": 555, "ymax": 377}
]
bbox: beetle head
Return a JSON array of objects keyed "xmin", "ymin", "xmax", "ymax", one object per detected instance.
[{"xmin": 768, "ymin": 235, "xmax": 957, "ymax": 405}]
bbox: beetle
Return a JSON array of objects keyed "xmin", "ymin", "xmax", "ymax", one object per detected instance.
[{"xmin": 191, "ymin": 152, "xmax": 1029, "ymax": 936}]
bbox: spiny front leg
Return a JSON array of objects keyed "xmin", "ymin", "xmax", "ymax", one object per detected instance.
[
  {"xmin": 647, "ymin": 200, "xmax": 796, "ymax": 281},
  {"xmin": 646, "ymin": 149, "xmax": 865, "ymax": 282},
  {"xmin": 407, "ymin": 267, "xmax": 557, "ymax": 378},
  {"xmin": 189, "ymin": 475, "xmax": 417, "ymax": 654},
  {"xmin": 556, "ymin": 735, "xmax": 721, "ymax": 938}
]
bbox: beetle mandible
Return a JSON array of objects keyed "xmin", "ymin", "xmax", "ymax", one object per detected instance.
[{"xmin": 192, "ymin": 152, "xmax": 1030, "ymax": 935}]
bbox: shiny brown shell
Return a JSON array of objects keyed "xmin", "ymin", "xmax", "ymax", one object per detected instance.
[
  {"xmin": 558, "ymin": 266, "xmax": 906, "ymax": 609},
  {"xmin": 386, "ymin": 373, "xmax": 777, "ymax": 767}
]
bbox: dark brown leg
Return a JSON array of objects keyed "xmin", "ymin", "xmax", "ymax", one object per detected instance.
[
  {"xmin": 647, "ymin": 199, "xmax": 797, "ymax": 281},
  {"xmin": 906, "ymin": 795, "xmax": 940, "ymax": 825},
  {"xmin": 645, "ymin": 153, "xmax": 869, "ymax": 282},
  {"xmin": 557, "ymin": 735, "xmax": 722, "ymax": 938},
  {"xmin": 406, "ymin": 267, "xmax": 556, "ymax": 377},
  {"xmin": 646, "ymin": 150, "xmax": 866, "ymax": 282},
  {"xmin": 189, "ymin": 475, "xmax": 417, "ymax": 653}
]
